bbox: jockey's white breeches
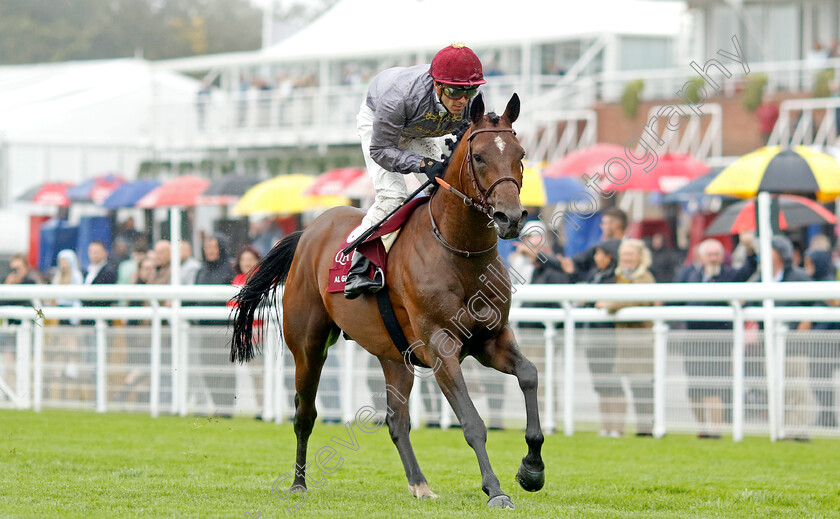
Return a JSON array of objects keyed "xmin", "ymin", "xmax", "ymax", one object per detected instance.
[{"xmin": 356, "ymin": 102, "xmax": 452, "ymax": 234}]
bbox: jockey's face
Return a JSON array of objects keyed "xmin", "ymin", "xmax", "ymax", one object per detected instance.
[{"xmin": 435, "ymin": 83, "xmax": 470, "ymax": 114}]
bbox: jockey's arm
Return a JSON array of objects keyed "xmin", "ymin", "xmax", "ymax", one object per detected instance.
[{"xmin": 369, "ymin": 89, "xmax": 426, "ymax": 175}]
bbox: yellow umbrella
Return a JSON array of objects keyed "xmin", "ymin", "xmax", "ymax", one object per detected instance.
[
  {"xmin": 705, "ymin": 146, "xmax": 840, "ymax": 202},
  {"xmin": 232, "ymin": 174, "xmax": 351, "ymax": 216},
  {"xmin": 519, "ymin": 167, "xmax": 547, "ymax": 206}
]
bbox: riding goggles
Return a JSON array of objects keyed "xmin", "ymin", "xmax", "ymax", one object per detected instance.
[{"xmin": 440, "ymin": 84, "xmax": 479, "ymax": 100}]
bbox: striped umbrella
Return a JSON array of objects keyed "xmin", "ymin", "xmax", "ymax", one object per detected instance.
[
  {"xmin": 705, "ymin": 146, "xmax": 840, "ymax": 202},
  {"xmin": 705, "ymin": 194, "xmax": 837, "ymax": 236}
]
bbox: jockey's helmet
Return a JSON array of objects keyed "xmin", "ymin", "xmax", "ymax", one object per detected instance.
[{"xmin": 429, "ymin": 43, "xmax": 486, "ymax": 86}]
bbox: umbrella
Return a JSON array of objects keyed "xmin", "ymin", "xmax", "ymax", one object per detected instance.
[
  {"xmin": 232, "ymin": 174, "xmax": 351, "ymax": 216},
  {"xmin": 136, "ymin": 175, "xmax": 211, "ymax": 208},
  {"xmin": 101, "ymin": 180, "xmax": 161, "ymax": 209},
  {"xmin": 661, "ymin": 169, "xmax": 728, "ymax": 203},
  {"xmin": 704, "ymin": 194, "xmax": 837, "ymax": 236},
  {"xmin": 195, "ymin": 175, "xmax": 261, "ymax": 205},
  {"xmin": 542, "ymin": 143, "xmax": 629, "ymax": 178},
  {"xmin": 619, "ymin": 153, "xmax": 709, "ymax": 193},
  {"xmin": 66, "ymin": 173, "xmax": 126, "ymax": 204},
  {"xmin": 304, "ymin": 168, "xmax": 366, "ymax": 197},
  {"xmin": 543, "ymin": 176, "xmax": 587, "ymax": 203},
  {"xmin": 15, "ymin": 182, "xmax": 74, "ymax": 207},
  {"xmin": 344, "ymin": 174, "xmax": 376, "ymax": 199},
  {"xmin": 705, "ymin": 146, "xmax": 840, "ymax": 202},
  {"xmin": 520, "ymin": 168, "xmax": 547, "ymax": 206}
]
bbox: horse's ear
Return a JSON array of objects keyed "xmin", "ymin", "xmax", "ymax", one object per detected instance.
[
  {"xmin": 503, "ymin": 93, "xmax": 520, "ymax": 124},
  {"xmin": 470, "ymin": 92, "xmax": 485, "ymax": 124}
]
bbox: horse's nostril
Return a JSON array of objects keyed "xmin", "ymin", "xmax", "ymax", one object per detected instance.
[
  {"xmin": 520, "ymin": 210, "xmax": 529, "ymax": 221},
  {"xmin": 493, "ymin": 211, "xmax": 510, "ymax": 226}
]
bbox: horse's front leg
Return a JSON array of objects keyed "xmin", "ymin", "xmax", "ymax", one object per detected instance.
[
  {"xmin": 428, "ymin": 337, "xmax": 513, "ymax": 509},
  {"xmin": 473, "ymin": 324, "xmax": 545, "ymax": 492}
]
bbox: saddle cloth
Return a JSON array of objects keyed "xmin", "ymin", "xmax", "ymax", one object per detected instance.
[{"xmin": 327, "ymin": 196, "xmax": 429, "ymax": 293}]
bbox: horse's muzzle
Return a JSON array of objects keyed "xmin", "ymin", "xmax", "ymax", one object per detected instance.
[{"xmin": 492, "ymin": 209, "xmax": 528, "ymax": 239}]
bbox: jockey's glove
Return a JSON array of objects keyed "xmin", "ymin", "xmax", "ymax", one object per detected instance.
[{"xmin": 421, "ymin": 159, "xmax": 447, "ymax": 184}]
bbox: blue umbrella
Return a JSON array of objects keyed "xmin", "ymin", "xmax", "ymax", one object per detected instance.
[
  {"xmin": 661, "ymin": 169, "xmax": 727, "ymax": 203},
  {"xmin": 67, "ymin": 173, "xmax": 126, "ymax": 203},
  {"xmin": 101, "ymin": 179, "xmax": 161, "ymax": 209},
  {"xmin": 543, "ymin": 176, "xmax": 587, "ymax": 203}
]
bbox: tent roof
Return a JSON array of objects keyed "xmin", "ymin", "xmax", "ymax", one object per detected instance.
[
  {"xmin": 0, "ymin": 59, "xmax": 198, "ymax": 144},
  {"xmin": 156, "ymin": 0, "xmax": 685, "ymax": 71},
  {"xmin": 261, "ymin": 0, "xmax": 685, "ymax": 60}
]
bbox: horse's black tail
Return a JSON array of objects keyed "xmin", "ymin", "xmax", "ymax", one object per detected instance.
[{"xmin": 230, "ymin": 231, "xmax": 303, "ymax": 363}]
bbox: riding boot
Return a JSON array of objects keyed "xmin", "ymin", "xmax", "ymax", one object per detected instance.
[{"xmin": 344, "ymin": 250, "xmax": 385, "ymax": 299}]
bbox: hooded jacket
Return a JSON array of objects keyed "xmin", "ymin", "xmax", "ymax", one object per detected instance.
[{"xmin": 195, "ymin": 235, "xmax": 235, "ymax": 285}]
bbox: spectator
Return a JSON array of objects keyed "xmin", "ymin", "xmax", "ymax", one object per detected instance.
[
  {"xmin": 118, "ymin": 245, "xmax": 148, "ymax": 285},
  {"xmin": 560, "ymin": 208, "xmax": 627, "ymax": 280},
  {"xmin": 180, "ymin": 241, "xmax": 201, "ymax": 285},
  {"xmin": 50, "ymin": 249, "xmax": 84, "ymax": 387},
  {"xmin": 596, "ymin": 238, "xmax": 656, "ymax": 436},
  {"xmin": 195, "ymin": 235, "xmax": 235, "ymax": 285},
  {"xmin": 149, "ymin": 241, "xmax": 172, "ymax": 285},
  {"xmin": 752, "ymin": 236, "xmax": 814, "ymax": 440},
  {"xmin": 579, "ymin": 239, "xmax": 624, "ymax": 437},
  {"xmin": 116, "ymin": 256, "xmax": 159, "ymax": 402},
  {"xmin": 52, "ymin": 249, "xmax": 84, "ymax": 324},
  {"xmin": 83, "ymin": 241, "xmax": 117, "ymax": 302},
  {"xmin": 232, "ymin": 245, "xmax": 261, "ymax": 286},
  {"xmin": 195, "ymin": 234, "xmax": 236, "ymax": 415},
  {"xmin": 4, "ymin": 253, "xmax": 40, "ymax": 285},
  {"xmin": 678, "ymin": 238, "xmax": 757, "ymax": 439},
  {"xmin": 231, "ymin": 245, "xmax": 266, "ymax": 415},
  {"xmin": 803, "ymin": 248, "xmax": 840, "ymax": 429},
  {"xmin": 648, "ymin": 232, "xmax": 681, "ymax": 283}
]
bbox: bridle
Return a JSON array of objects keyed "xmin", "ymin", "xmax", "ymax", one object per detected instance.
[
  {"xmin": 429, "ymin": 125, "xmax": 523, "ymax": 258},
  {"xmin": 437, "ymin": 127, "xmax": 522, "ymax": 218}
]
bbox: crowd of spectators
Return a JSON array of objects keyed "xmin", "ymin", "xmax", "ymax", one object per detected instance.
[
  {"xmin": 2, "ymin": 206, "xmax": 840, "ymax": 432},
  {"xmin": 508, "ymin": 207, "xmax": 840, "ymax": 438}
]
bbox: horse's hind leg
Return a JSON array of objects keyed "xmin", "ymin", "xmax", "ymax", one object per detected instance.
[
  {"xmin": 379, "ymin": 358, "xmax": 436, "ymax": 499},
  {"xmin": 284, "ymin": 303, "xmax": 340, "ymax": 493},
  {"xmin": 474, "ymin": 325, "xmax": 545, "ymax": 492}
]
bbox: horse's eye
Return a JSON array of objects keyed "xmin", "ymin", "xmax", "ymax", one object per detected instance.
[{"xmin": 473, "ymin": 154, "xmax": 484, "ymax": 164}]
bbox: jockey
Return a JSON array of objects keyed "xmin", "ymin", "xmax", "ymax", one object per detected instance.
[{"xmin": 344, "ymin": 43, "xmax": 486, "ymax": 299}]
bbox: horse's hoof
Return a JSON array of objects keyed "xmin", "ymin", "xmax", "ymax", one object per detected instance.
[
  {"xmin": 408, "ymin": 482, "xmax": 438, "ymax": 499},
  {"xmin": 289, "ymin": 484, "xmax": 308, "ymax": 494},
  {"xmin": 516, "ymin": 462, "xmax": 545, "ymax": 492},
  {"xmin": 487, "ymin": 494, "xmax": 515, "ymax": 509}
]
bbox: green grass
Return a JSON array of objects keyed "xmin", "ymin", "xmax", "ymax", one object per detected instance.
[{"xmin": 1, "ymin": 410, "xmax": 839, "ymax": 518}]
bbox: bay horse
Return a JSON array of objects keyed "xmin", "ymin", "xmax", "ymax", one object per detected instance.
[{"xmin": 231, "ymin": 93, "xmax": 545, "ymax": 509}]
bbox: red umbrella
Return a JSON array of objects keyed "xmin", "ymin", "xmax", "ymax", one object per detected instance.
[
  {"xmin": 705, "ymin": 194, "xmax": 837, "ymax": 235},
  {"xmin": 621, "ymin": 153, "xmax": 710, "ymax": 193},
  {"xmin": 304, "ymin": 168, "xmax": 366, "ymax": 197},
  {"xmin": 543, "ymin": 143, "xmax": 642, "ymax": 178},
  {"xmin": 136, "ymin": 175, "xmax": 211, "ymax": 208},
  {"xmin": 15, "ymin": 182, "xmax": 74, "ymax": 207}
]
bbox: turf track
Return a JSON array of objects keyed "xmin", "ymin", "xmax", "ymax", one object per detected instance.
[{"xmin": 2, "ymin": 410, "xmax": 838, "ymax": 518}]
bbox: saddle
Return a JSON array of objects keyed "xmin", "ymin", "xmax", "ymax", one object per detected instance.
[{"xmin": 328, "ymin": 196, "xmax": 429, "ymax": 294}]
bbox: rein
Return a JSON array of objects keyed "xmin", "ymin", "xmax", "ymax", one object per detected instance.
[{"xmin": 428, "ymin": 126, "xmax": 520, "ymax": 258}]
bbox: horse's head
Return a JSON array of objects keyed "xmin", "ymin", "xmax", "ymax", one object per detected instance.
[{"xmin": 450, "ymin": 93, "xmax": 527, "ymax": 239}]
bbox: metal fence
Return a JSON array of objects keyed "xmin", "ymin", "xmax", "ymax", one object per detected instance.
[{"xmin": 1, "ymin": 283, "xmax": 839, "ymax": 442}]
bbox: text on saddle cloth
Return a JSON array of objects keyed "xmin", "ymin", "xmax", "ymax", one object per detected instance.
[{"xmin": 327, "ymin": 196, "xmax": 430, "ymax": 293}]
